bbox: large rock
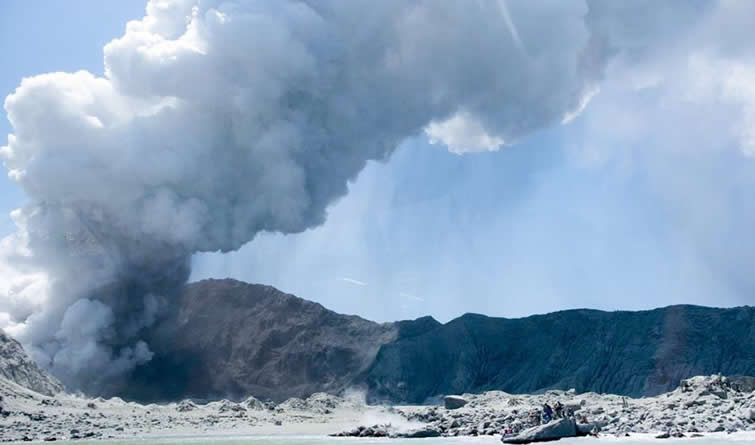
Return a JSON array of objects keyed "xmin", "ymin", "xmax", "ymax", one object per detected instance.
[
  {"xmin": 444, "ymin": 395, "xmax": 468, "ymax": 409},
  {"xmin": 729, "ymin": 376, "xmax": 755, "ymax": 393},
  {"xmin": 502, "ymin": 418, "xmax": 577, "ymax": 444},
  {"xmin": 402, "ymin": 427, "xmax": 442, "ymax": 438},
  {"xmin": 176, "ymin": 400, "xmax": 196, "ymax": 412},
  {"xmin": 0, "ymin": 330, "xmax": 63, "ymax": 396},
  {"xmin": 242, "ymin": 395, "xmax": 267, "ymax": 410},
  {"xmin": 575, "ymin": 421, "xmax": 605, "ymax": 435}
]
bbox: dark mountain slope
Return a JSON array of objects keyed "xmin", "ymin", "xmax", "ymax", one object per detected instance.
[
  {"xmin": 6, "ymin": 279, "xmax": 751, "ymax": 403},
  {"xmin": 115, "ymin": 279, "xmax": 754, "ymax": 403},
  {"xmin": 365, "ymin": 305, "xmax": 755, "ymax": 403},
  {"xmin": 122, "ymin": 279, "xmax": 399, "ymax": 402}
]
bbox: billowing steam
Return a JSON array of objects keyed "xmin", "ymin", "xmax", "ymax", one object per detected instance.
[{"xmin": 1, "ymin": 0, "xmax": 605, "ymax": 393}]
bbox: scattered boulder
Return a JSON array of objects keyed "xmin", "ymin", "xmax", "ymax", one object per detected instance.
[
  {"xmin": 730, "ymin": 376, "xmax": 755, "ymax": 392},
  {"xmin": 279, "ymin": 397, "xmax": 307, "ymax": 410},
  {"xmin": 331, "ymin": 424, "xmax": 399, "ymax": 438},
  {"xmin": 242, "ymin": 396, "xmax": 266, "ymax": 410},
  {"xmin": 444, "ymin": 395, "xmax": 468, "ymax": 410},
  {"xmin": 575, "ymin": 421, "xmax": 606, "ymax": 435},
  {"xmin": 401, "ymin": 427, "xmax": 442, "ymax": 438},
  {"xmin": 217, "ymin": 400, "xmax": 246, "ymax": 413},
  {"xmin": 563, "ymin": 401, "xmax": 583, "ymax": 412},
  {"xmin": 502, "ymin": 418, "xmax": 577, "ymax": 444},
  {"xmin": 299, "ymin": 392, "xmax": 342, "ymax": 414},
  {"xmin": 28, "ymin": 412, "xmax": 46, "ymax": 421},
  {"xmin": 176, "ymin": 400, "xmax": 197, "ymax": 412},
  {"xmin": 39, "ymin": 398, "xmax": 61, "ymax": 407}
]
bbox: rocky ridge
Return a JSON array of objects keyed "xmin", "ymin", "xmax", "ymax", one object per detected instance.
[
  {"xmin": 120, "ymin": 280, "xmax": 755, "ymax": 404},
  {"xmin": 122, "ymin": 279, "xmax": 399, "ymax": 402},
  {"xmin": 367, "ymin": 305, "xmax": 755, "ymax": 403},
  {"xmin": 0, "ymin": 329, "xmax": 63, "ymax": 397}
]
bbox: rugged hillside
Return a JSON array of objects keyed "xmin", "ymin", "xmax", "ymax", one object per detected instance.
[
  {"xmin": 0, "ymin": 329, "xmax": 63, "ymax": 396},
  {"xmin": 366, "ymin": 305, "xmax": 755, "ymax": 403},
  {"xmin": 122, "ymin": 279, "xmax": 399, "ymax": 402},
  {"xmin": 113, "ymin": 280, "xmax": 753, "ymax": 403}
]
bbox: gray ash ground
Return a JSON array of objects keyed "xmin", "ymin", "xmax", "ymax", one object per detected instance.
[
  {"xmin": 334, "ymin": 376, "xmax": 755, "ymax": 439},
  {"xmin": 1, "ymin": 375, "xmax": 753, "ymax": 442}
]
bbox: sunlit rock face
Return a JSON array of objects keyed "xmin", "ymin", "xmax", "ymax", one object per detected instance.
[{"xmin": 0, "ymin": 329, "xmax": 63, "ymax": 396}]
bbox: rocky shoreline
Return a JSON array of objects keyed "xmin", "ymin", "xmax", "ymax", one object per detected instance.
[{"xmin": 1, "ymin": 375, "xmax": 753, "ymax": 442}]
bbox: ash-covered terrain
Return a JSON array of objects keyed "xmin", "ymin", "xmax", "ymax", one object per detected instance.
[
  {"xmin": 0, "ymin": 375, "xmax": 381, "ymax": 442},
  {"xmin": 1, "ymin": 364, "xmax": 754, "ymax": 441}
]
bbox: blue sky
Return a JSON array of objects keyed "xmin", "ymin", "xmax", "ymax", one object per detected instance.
[{"xmin": 2, "ymin": 1, "xmax": 754, "ymax": 325}]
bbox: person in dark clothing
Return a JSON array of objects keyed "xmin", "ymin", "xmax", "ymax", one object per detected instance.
[
  {"xmin": 554, "ymin": 401, "xmax": 563, "ymax": 418},
  {"xmin": 533, "ymin": 410, "xmax": 542, "ymax": 425},
  {"xmin": 543, "ymin": 403, "xmax": 553, "ymax": 422}
]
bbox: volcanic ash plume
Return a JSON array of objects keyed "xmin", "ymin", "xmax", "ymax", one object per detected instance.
[{"xmin": 0, "ymin": 0, "xmax": 605, "ymax": 393}]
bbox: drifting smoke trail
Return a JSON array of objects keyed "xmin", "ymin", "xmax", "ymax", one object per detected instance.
[
  {"xmin": 496, "ymin": 0, "xmax": 527, "ymax": 55},
  {"xmin": 0, "ymin": 0, "xmax": 606, "ymax": 394}
]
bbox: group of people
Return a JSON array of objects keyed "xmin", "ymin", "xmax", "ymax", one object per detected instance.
[
  {"xmin": 529, "ymin": 401, "xmax": 569, "ymax": 425},
  {"xmin": 502, "ymin": 400, "xmax": 594, "ymax": 438}
]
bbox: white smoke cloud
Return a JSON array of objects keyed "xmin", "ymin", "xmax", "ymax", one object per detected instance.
[
  {"xmin": 1, "ymin": 0, "xmax": 607, "ymax": 393},
  {"xmin": 426, "ymin": 112, "xmax": 505, "ymax": 154}
]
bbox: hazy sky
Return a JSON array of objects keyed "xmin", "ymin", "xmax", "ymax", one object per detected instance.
[{"xmin": 2, "ymin": 1, "xmax": 755, "ymax": 326}]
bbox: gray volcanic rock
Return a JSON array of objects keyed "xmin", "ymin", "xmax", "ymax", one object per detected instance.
[
  {"xmin": 731, "ymin": 376, "xmax": 755, "ymax": 392},
  {"xmin": 123, "ymin": 279, "xmax": 398, "ymax": 402},
  {"xmin": 366, "ymin": 305, "xmax": 755, "ymax": 403},
  {"xmin": 0, "ymin": 329, "xmax": 63, "ymax": 396},
  {"xmin": 502, "ymin": 418, "xmax": 578, "ymax": 444},
  {"xmin": 444, "ymin": 395, "xmax": 468, "ymax": 409},
  {"xmin": 391, "ymin": 374, "xmax": 755, "ymax": 437}
]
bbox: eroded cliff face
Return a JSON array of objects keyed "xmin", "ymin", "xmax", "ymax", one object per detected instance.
[
  {"xmin": 366, "ymin": 305, "xmax": 755, "ymax": 403},
  {"xmin": 0, "ymin": 330, "xmax": 63, "ymax": 396}
]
